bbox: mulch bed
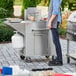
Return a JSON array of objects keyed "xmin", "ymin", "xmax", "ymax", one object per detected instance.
[{"xmin": 0, "ymin": 41, "xmax": 11, "ymax": 44}]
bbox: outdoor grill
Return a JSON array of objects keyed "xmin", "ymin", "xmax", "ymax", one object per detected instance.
[
  {"xmin": 67, "ymin": 11, "xmax": 76, "ymax": 41},
  {"xmin": 66, "ymin": 11, "xmax": 76, "ymax": 63},
  {"xmin": 67, "ymin": 21, "xmax": 76, "ymax": 41},
  {"xmin": 4, "ymin": 7, "xmax": 56, "ymax": 61}
]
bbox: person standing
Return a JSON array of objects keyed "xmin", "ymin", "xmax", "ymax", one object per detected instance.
[{"xmin": 47, "ymin": 0, "xmax": 63, "ymax": 66}]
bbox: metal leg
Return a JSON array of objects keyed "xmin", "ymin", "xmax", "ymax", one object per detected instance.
[
  {"xmin": 67, "ymin": 57, "xmax": 70, "ymax": 63},
  {"xmin": 73, "ymin": 58, "xmax": 76, "ymax": 71},
  {"xmin": 67, "ymin": 39, "xmax": 70, "ymax": 63}
]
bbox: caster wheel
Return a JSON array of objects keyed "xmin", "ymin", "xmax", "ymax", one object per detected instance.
[
  {"xmin": 25, "ymin": 57, "xmax": 31, "ymax": 62},
  {"xmin": 45, "ymin": 56, "xmax": 50, "ymax": 59},
  {"xmin": 20, "ymin": 55, "xmax": 25, "ymax": 60}
]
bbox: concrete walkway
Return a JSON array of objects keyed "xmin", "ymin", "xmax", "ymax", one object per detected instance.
[{"xmin": 13, "ymin": 6, "xmax": 22, "ymax": 16}]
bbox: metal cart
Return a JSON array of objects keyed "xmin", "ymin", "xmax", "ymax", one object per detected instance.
[{"xmin": 66, "ymin": 11, "xmax": 76, "ymax": 63}]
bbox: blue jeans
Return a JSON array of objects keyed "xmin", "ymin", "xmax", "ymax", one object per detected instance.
[{"xmin": 51, "ymin": 23, "xmax": 62, "ymax": 62}]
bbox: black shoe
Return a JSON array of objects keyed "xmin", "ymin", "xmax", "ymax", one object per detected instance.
[{"xmin": 48, "ymin": 60, "xmax": 63, "ymax": 66}]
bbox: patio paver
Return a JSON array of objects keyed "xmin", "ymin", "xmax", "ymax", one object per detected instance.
[{"xmin": 0, "ymin": 39, "xmax": 76, "ymax": 73}]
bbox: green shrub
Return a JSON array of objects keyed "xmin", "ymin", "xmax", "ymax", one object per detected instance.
[
  {"xmin": 22, "ymin": 0, "xmax": 37, "ymax": 17},
  {"xmin": 0, "ymin": 0, "xmax": 14, "ymax": 17},
  {"xmin": 58, "ymin": 26, "xmax": 67, "ymax": 38},
  {"xmin": 0, "ymin": 25, "xmax": 14, "ymax": 42},
  {"xmin": 0, "ymin": 19, "xmax": 5, "ymax": 26},
  {"xmin": 22, "ymin": 0, "xmax": 37, "ymax": 9},
  {"xmin": 0, "ymin": 8, "xmax": 8, "ymax": 18},
  {"xmin": 6, "ymin": 0, "xmax": 14, "ymax": 17}
]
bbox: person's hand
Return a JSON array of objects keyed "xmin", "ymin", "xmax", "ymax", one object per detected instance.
[{"xmin": 48, "ymin": 22, "xmax": 52, "ymax": 29}]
